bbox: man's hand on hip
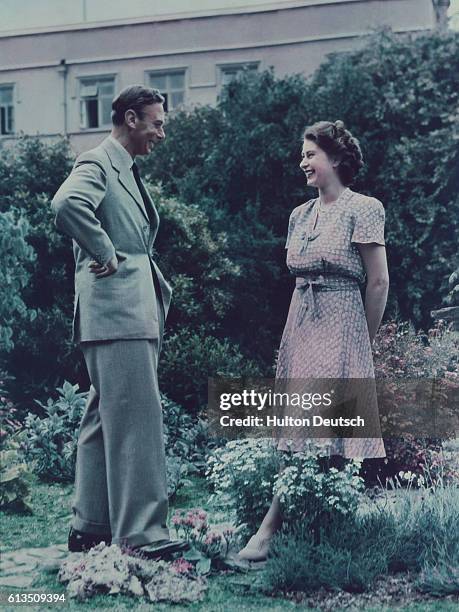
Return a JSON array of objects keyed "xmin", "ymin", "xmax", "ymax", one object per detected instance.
[{"xmin": 89, "ymin": 255, "xmax": 118, "ymax": 279}]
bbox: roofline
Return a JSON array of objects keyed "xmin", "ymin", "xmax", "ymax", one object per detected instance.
[{"xmin": 0, "ymin": 0, "xmax": 396, "ymax": 39}]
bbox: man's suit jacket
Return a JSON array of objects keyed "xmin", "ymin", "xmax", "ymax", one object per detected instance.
[{"xmin": 51, "ymin": 137, "xmax": 172, "ymax": 342}]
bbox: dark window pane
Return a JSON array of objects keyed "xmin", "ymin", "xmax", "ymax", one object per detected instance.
[
  {"xmin": 7, "ymin": 106, "xmax": 14, "ymax": 133},
  {"xmin": 87, "ymin": 99, "xmax": 99, "ymax": 128},
  {"xmin": 162, "ymin": 93, "xmax": 169, "ymax": 112}
]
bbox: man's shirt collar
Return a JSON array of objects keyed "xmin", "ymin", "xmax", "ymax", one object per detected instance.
[{"xmin": 108, "ymin": 135, "xmax": 135, "ymax": 170}]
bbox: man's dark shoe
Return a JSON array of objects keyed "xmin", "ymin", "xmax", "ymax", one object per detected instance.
[
  {"xmin": 68, "ymin": 527, "xmax": 112, "ymax": 552},
  {"xmin": 134, "ymin": 539, "xmax": 189, "ymax": 560}
]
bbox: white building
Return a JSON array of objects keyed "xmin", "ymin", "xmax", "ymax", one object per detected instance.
[{"xmin": 0, "ymin": 0, "xmax": 442, "ymax": 153}]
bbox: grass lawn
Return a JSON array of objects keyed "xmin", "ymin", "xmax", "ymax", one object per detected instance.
[{"xmin": 1, "ymin": 477, "xmax": 458, "ymax": 611}]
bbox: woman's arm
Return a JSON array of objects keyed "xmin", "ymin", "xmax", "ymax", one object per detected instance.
[{"xmin": 357, "ymin": 243, "xmax": 389, "ymax": 343}]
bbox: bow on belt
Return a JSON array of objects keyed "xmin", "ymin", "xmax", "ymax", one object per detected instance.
[{"xmin": 295, "ymin": 275, "xmax": 358, "ymax": 326}]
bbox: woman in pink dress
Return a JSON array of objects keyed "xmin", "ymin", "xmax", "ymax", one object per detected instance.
[{"xmin": 239, "ymin": 120, "xmax": 389, "ymax": 561}]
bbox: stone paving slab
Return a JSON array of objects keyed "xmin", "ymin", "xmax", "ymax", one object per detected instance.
[
  {"xmin": 0, "ymin": 563, "xmax": 38, "ymax": 577},
  {"xmin": 0, "ymin": 574, "xmax": 38, "ymax": 588},
  {"xmin": 0, "ymin": 543, "xmax": 69, "ymax": 591}
]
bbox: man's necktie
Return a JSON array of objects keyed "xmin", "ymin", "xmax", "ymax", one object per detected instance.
[{"xmin": 132, "ymin": 162, "xmax": 156, "ymax": 222}]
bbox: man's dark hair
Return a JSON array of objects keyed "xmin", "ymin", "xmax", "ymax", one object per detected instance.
[{"xmin": 111, "ymin": 85, "xmax": 165, "ymax": 126}]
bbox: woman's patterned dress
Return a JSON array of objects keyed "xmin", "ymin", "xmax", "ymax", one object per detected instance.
[{"xmin": 276, "ymin": 187, "xmax": 386, "ymax": 458}]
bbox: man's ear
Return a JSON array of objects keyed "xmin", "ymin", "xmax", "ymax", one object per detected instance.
[{"xmin": 125, "ymin": 109, "xmax": 137, "ymax": 129}]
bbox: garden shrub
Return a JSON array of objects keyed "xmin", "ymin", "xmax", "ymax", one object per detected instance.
[
  {"xmin": 0, "ymin": 138, "xmax": 80, "ymax": 405},
  {"xmin": 371, "ymin": 320, "xmax": 459, "ymax": 484},
  {"xmin": 159, "ymin": 327, "xmax": 262, "ymax": 413},
  {"xmin": 21, "ymin": 381, "xmax": 86, "ymax": 482},
  {"xmin": 0, "ymin": 210, "xmax": 36, "ymax": 353},
  {"xmin": 0, "ymin": 439, "xmax": 33, "ymax": 513},
  {"xmin": 0, "ymin": 378, "xmax": 33, "ymax": 512},
  {"xmin": 152, "ymin": 187, "xmax": 240, "ymax": 330},
  {"xmin": 0, "ymin": 372, "xmax": 22, "ymax": 444},
  {"xmin": 206, "ymin": 440, "xmax": 364, "ymax": 534},
  {"xmin": 162, "ymin": 394, "xmax": 208, "ymax": 473},
  {"xmin": 273, "ymin": 453, "xmax": 364, "ymax": 531},
  {"xmin": 207, "ymin": 439, "xmax": 281, "ymax": 533}
]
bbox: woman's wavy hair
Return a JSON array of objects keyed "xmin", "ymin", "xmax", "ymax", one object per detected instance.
[{"xmin": 303, "ymin": 120, "xmax": 364, "ymax": 186}]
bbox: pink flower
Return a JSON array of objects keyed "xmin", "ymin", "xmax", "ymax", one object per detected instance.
[
  {"xmin": 204, "ymin": 532, "xmax": 221, "ymax": 546},
  {"xmin": 197, "ymin": 520, "xmax": 208, "ymax": 533},
  {"xmin": 171, "ymin": 558, "xmax": 193, "ymax": 574}
]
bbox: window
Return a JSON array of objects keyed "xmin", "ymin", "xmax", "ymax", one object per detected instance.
[
  {"xmin": 149, "ymin": 71, "xmax": 185, "ymax": 112},
  {"xmin": 0, "ymin": 85, "xmax": 14, "ymax": 135},
  {"xmin": 79, "ymin": 77, "xmax": 115, "ymax": 129},
  {"xmin": 219, "ymin": 63, "xmax": 259, "ymax": 88}
]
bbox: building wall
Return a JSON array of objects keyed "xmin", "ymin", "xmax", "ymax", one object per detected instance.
[{"xmin": 0, "ymin": 0, "xmax": 435, "ymax": 153}]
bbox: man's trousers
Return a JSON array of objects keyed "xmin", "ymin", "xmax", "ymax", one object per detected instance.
[{"xmin": 71, "ymin": 335, "xmax": 170, "ymax": 547}]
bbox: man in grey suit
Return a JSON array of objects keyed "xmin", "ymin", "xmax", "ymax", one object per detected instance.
[{"xmin": 52, "ymin": 85, "xmax": 185, "ymax": 556}]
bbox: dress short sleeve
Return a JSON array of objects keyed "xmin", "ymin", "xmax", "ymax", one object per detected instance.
[
  {"xmin": 285, "ymin": 208, "xmax": 298, "ymax": 249},
  {"xmin": 351, "ymin": 198, "xmax": 385, "ymax": 246}
]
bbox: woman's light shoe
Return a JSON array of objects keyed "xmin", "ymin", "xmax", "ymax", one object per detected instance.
[{"xmin": 237, "ymin": 534, "xmax": 271, "ymax": 561}]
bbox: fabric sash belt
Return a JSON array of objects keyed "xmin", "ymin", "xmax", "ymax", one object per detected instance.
[{"xmin": 295, "ymin": 275, "xmax": 359, "ymax": 326}]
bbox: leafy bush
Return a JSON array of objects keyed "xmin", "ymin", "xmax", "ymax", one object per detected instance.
[
  {"xmin": 160, "ymin": 327, "xmax": 262, "ymax": 413},
  {"xmin": 0, "ymin": 138, "xmax": 80, "ymax": 405},
  {"xmin": 152, "ymin": 187, "xmax": 240, "ymax": 329},
  {"xmin": 371, "ymin": 321, "xmax": 459, "ymax": 483},
  {"xmin": 273, "ymin": 454, "xmax": 364, "ymax": 529},
  {"xmin": 206, "ymin": 439, "xmax": 281, "ymax": 533},
  {"xmin": 21, "ymin": 381, "xmax": 86, "ymax": 482},
  {"xmin": 0, "ymin": 372, "xmax": 22, "ymax": 444},
  {"xmin": 206, "ymin": 440, "xmax": 364, "ymax": 534},
  {"xmin": 162, "ymin": 394, "xmax": 208, "ymax": 473},
  {"xmin": 374, "ymin": 320, "xmax": 458, "ymax": 380},
  {"xmin": 0, "ymin": 440, "xmax": 33, "ymax": 513},
  {"xmin": 0, "ymin": 210, "xmax": 36, "ymax": 353}
]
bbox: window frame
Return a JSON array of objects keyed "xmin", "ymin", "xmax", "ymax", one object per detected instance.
[
  {"xmin": 217, "ymin": 61, "xmax": 260, "ymax": 91},
  {"xmin": 0, "ymin": 83, "xmax": 15, "ymax": 136},
  {"xmin": 78, "ymin": 74, "xmax": 117, "ymax": 130},
  {"xmin": 146, "ymin": 68, "xmax": 188, "ymax": 112}
]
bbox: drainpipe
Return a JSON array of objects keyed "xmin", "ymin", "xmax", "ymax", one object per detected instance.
[{"xmin": 57, "ymin": 59, "xmax": 68, "ymax": 136}]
